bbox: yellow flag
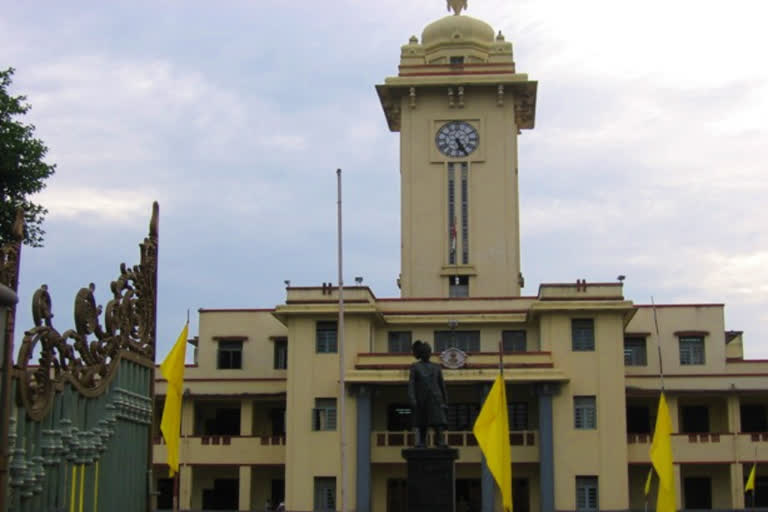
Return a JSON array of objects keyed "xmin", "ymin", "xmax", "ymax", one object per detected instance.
[
  {"xmin": 644, "ymin": 467, "xmax": 653, "ymax": 496},
  {"xmin": 472, "ymin": 374, "xmax": 512, "ymax": 512},
  {"xmin": 649, "ymin": 392, "xmax": 675, "ymax": 512},
  {"xmin": 745, "ymin": 463, "xmax": 756, "ymax": 492},
  {"xmin": 160, "ymin": 323, "xmax": 189, "ymax": 477}
]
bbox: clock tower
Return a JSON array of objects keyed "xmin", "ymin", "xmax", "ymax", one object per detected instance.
[{"xmin": 377, "ymin": 6, "xmax": 537, "ymax": 298}]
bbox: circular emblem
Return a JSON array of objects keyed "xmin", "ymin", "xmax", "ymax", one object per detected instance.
[{"xmin": 440, "ymin": 347, "xmax": 467, "ymax": 369}]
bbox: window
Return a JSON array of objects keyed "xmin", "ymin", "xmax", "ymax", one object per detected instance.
[
  {"xmin": 274, "ymin": 338, "xmax": 287, "ymax": 369},
  {"xmin": 388, "ymin": 331, "xmax": 412, "ymax": 353},
  {"xmin": 681, "ymin": 405, "xmax": 709, "ymax": 433},
  {"xmin": 574, "ymin": 396, "xmax": 597, "ymax": 429},
  {"xmin": 741, "ymin": 404, "xmax": 768, "ymax": 432},
  {"xmin": 461, "ymin": 163, "xmax": 469, "ymax": 264},
  {"xmin": 314, "ymin": 477, "xmax": 336, "ymax": 512},
  {"xmin": 450, "ymin": 56, "xmax": 465, "ymax": 66},
  {"xmin": 312, "ymin": 398, "xmax": 337, "ymax": 431},
  {"xmin": 503, "ymin": 330, "xmax": 527, "ymax": 352},
  {"xmin": 576, "ymin": 476, "xmax": 598, "ymax": 512},
  {"xmin": 684, "ymin": 477, "xmax": 711, "ymax": 509},
  {"xmin": 434, "ymin": 330, "xmax": 480, "ymax": 353},
  {"xmin": 316, "ymin": 321, "xmax": 338, "ymax": 353},
  {"xmin": 196, "ymin": 405, "xmax": 241, "ymax": 436},
  {"xmin": 445, "ymin": 403, "xmax": 480, "ymax": 431},
  {"xmin": 217, "ymin": 340, "xmax": 243, "ymax": 369},
  {"xmin": 508, "ymin": 402, "xmax": 529, "ymax": 431},
  {"xmin": 623, "ymin": 337, "xmax": 647, "ymax": 366},
  {"xmin": 679, "ymin": 336, "xmax": 705, "ymax": 365},
  {"xmin": 448, "ymin": 164, "xmax": 457, "ymax": 265},
  {"xmin": 449, "ymin": 275, "xmax": 469, "ymax": 297},
  {"xmin": 572, "ymin": 319, "xmax": 595, "ymax": 351}
]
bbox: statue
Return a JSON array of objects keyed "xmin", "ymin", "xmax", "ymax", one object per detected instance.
[
  {"xmin": 408, "ymin": 340, "xmax": 449, "ymax": 447},
  {"xmin": 447, "ymin": 0, "xmax": 467, "ymax": 15}
]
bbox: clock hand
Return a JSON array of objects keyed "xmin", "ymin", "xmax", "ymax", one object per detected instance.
[{"xmin": 456, "ymin": 139, "xmax": 468, "ymax": 155}]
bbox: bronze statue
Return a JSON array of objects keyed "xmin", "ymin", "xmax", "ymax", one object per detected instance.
[{"xmin": 408, "ymin": 340, "xmax": 449, "ymax": 447}]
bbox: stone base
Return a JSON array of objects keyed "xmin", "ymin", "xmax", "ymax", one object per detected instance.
[{"xmin": 402, "ymin": 447, "xmax": 459, "ymax": 512}]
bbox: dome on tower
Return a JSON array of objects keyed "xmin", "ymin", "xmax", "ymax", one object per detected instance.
[{"xmin": 421, "ymin": 14, "xmax": 495, "ymax": 50}]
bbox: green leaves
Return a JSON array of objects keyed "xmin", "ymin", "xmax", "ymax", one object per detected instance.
[{"xmin": 0, "ymin": 67, "xmax": 56, "ymax": 247}]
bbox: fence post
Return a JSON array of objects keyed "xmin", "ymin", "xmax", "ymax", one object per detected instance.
[{"xmin": 0, "ymin": 283, "xmax": 19, "ymax": 511}]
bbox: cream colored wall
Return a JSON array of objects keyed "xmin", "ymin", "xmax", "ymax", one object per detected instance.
[
  {"xmin": 197, "ymin": 310, "xmax": 287, "ymax": 377},
  {"xmin": 625, "ymin": 305, "xmax": 726, "ymax": 374},
  {"xmin": 284, "ymin": 314, "xmax": 370, "ymax": 511},
  {"xmin": 543, "ymin": 310, "xmax": 630, "ymax": 510},
  {"xmin": 399, "ymin": 89, "xmax": 521, "ymax": 298}
]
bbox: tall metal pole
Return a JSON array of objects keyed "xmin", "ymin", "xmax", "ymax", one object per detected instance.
[{"xmin": 337, "ymin": 168, "xmax": 348, "ymax": 512}]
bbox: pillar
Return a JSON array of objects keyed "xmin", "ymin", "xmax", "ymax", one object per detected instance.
[
  {"xmin": 536, "ymin": 383, "xmax": 558, "ymax": 512},
  {"xmin": 731, "ymin": 463, "xmax": 746, "ymax": 509},
  {"xmin": 179, "ymin": 465, "xmax": 193, "ymax": 510},
  {"xmin": 356, "ymin": 385, "xmax": 372, "ymax": 512},
  {"xmin": 241, "ymin": 398, "xmax": 254, "ymax": 436},
  {"xmin": 239, "ymin": 465, "xmax": 253, "ymax": 511}
]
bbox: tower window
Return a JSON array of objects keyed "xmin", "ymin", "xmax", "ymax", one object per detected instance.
[
  {"xmin": 450, "ymin": 56, "xmax": 465, "ymax": 66},
  {"xmin": 460, "ymin": 163, "xmax": 469, "ymax": 264},
  {"xmin": 448, "ymin": 164, "xmax": 457, "ymax": 264},
  {"xmin": 448, "ymin": 275, "xmax": 468, "ymax": 297}
]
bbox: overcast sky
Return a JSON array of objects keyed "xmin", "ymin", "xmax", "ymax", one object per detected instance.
[{"xmin": 3, "ymin": 0, "xmax": 768, "ymax": 360}]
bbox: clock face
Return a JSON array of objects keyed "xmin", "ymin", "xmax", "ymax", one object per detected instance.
[{"xmin": 435, "ymin": 121, "xmax": 479, "ymax": 158}]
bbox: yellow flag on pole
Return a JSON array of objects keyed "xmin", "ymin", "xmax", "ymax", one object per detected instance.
[
  {"xmin": 472, "ymin": 374, "xmax": 512, "ymax": 512},
  {"xmin": 160, "ymin": 323, "xmax": 189, "ymax": 477},
  {"xmin": 746, "ymin": 463, "xmax": 756, "ymax": 492},
  {"xmin": 644, "ymin": 467, "xmax": 653, "ymax": 496},
  {"xmin": 649, "ymin": 392, "xmax": 675, "ymax": 512}
]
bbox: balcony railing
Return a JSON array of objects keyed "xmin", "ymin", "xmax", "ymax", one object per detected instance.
[
  {"xmin": 627, "ymin": 432, "xmax": 768, "ymax": 463},
  {"xmin": 371, "ymin": 430, "xmax": 539, "ymax": 464},
  {"xmin": 153, "ymin": 435, "xmax": 286, "ymax": 465}
]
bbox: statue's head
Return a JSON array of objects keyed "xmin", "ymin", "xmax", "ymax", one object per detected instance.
[{"xmin": 412, "ymin": 340, "xmax": 432, "ymax": 361}]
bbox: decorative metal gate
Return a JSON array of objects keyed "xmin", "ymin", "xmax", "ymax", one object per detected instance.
[{"xmin": 0, "ymin": 203, "xmax": 159, "ymax": 512}]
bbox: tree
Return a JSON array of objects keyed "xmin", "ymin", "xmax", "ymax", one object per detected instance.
[{"xmin": 0, "ymin": 67, "xmax": 56, "ymax": 247}]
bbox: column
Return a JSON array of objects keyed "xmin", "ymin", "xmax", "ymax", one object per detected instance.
[
  {"xmin": 536, "ymin": 383, "xmax": 558, "ymax": 512},
  {"xmin": 731, "ymin": 463, "xmax": 746, "ymax": 509},
  {"xmin": 179, "ymin": 465, "xmax": 193, "ymax": 510},
  {"xmin": 479, "ymin": 383, "xmax": 494, "ymax": 512},
  {"xmin": 241, "ymin": 398, "xmax": 254, "ymax": 436},
  {"xmin": 727, "ymin": 395, "xmax": 741, "ymax": 433},
  {"xmin": 239, "ymin": 465, "xmax": 253, "ymax": 511},
  {"xmin": 356, "ymin": 385, "xmax": 372, "ymax": 512}
]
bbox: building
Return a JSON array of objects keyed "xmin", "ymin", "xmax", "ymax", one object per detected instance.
[{"xmin": 153, "ymin": 4, "xmax": 768, "ymax": 512}]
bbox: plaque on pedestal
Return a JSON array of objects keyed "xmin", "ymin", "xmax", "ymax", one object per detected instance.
[{"xmin": 401, "ymin": 447, "xmax": 459, "ymax": 512}]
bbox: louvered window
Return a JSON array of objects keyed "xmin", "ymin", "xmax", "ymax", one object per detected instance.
[
  {"xmin": 574, "ymin": 396, "xmax": 597, "ymax": 429},
  {"xmin": 679, "ymin": 336, "xmax": 705, "ymax": 365},
  {"xmin": 314, "ymin": 477, "xmax": 336, "ymax": 512},
  {"xmin": 576, "ymin": 476, "xmax": 598, "ymax": 512},
  {"xmin": 312, "ymin": 398, "xmax": 337, "ymax": 431},
  {"xmin": 316, "ymin": 321, "xmax": 337, "ymax": 353},
  {"xmin": 572, "ymin": 319, "xmax": 595, "ymax": 351}
]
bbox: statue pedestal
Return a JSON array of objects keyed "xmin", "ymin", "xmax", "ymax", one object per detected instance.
[{"xmin": 401, "ymin": 447, "xmax": 458, "ymax": 512}]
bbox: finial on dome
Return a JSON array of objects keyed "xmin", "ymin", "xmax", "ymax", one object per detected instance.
[{"xmin": 447, "ymin": 0, "xmax": 468, "ymax": 15}]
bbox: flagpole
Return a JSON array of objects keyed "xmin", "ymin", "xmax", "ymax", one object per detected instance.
[
  {"xmin": 337, "ymin": 168, "xmax": 348, "ymax": 512},
  {"xmin": 651, "ymin": 297, "xmax": 665, "ymax": 392}
]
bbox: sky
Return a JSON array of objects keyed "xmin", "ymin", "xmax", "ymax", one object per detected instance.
[{"xmin": 2, "ymin": 0, "xmax": 768, "ymax": 360}]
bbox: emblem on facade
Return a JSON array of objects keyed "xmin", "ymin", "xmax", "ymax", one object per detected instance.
[{"xmin": 440, "ymin": 347, "xmax": 467, "ymax": 369}]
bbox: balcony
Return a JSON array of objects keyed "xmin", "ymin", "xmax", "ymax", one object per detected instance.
[
  {"xmin": 627, "ymin": 432, "xmax": 768, "ymax": 463},
  {"xmin": 154, "ymin": 435, "xmax": 286, "ymax": 465},
  {"xmin": 371, "ymin": 430, "xmax": 539, "ymax": 464}
]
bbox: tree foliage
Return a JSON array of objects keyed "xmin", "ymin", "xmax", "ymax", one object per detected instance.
[{"xmin": 0, "ymin": 67, "xmax": 56, "ymax": 247}]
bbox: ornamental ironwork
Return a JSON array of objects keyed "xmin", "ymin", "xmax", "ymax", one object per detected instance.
[{"xmin": 14, "ymin": 202, "xmax": 158, "ymax": 421}]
